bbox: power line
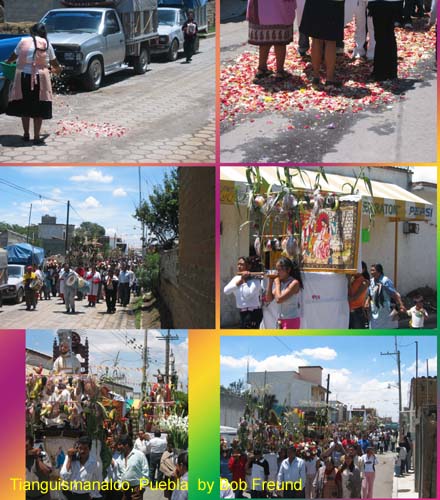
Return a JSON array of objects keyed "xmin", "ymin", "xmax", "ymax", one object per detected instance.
[{"xmin": 0, "ymin": 178, "xmax": 65, "ymax": 204}]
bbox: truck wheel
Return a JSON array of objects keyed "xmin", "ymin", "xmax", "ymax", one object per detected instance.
[
  {"xmin": 167, "ymin": 39, "xmax": 179, "ymax": 62},
  {"xmin": 82, "ymin": 58, "xmax": 103, "ymax": 91},
  {"xmin": 194, "ymin": 36, "xmax": 200, "ymax": 54},
  {"xmin": 133, "ymin": 47, "xmax": 149, "ymax": 74},
  {"xmin": 0, "ymin": 79, "xmax": 11, "ymax": 114},
  {"xmin": 15, "ymin": 288, "xmax": 24, "ymax": 304}
]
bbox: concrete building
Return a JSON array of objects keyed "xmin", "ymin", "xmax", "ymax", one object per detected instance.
[
  {"xmin": 328, "ymin": 400, "xmax": 348, "ymax": 424},
  {"xmin": 0, "ymin": 229, "xmax": 27, "ymax": 248},
  {"xmin": 38, "ymin": 215, "xmax": 75, "ymax": 256},
  {"xmin": 247, "ymin": 366, "xmax": 329, "ymax": 409},
  {"xmin": 220, "ymin": 166, "xmax": 436, "ymax": 327},
  {"xmin": 220, "ymin": 391, "xmax": 248, "ymax": 428},
  {"xmin": 159, "ymin": 167, "xmax": 215, "ymax": 328}
]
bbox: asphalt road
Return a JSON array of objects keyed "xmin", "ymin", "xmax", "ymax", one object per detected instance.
[
  {"xmin": 0, "ymin": 292, "xmax": 136, "ymax": 329},
  {"xmin": 220, "ymin": 20, "xmax": 437, "ymax": 164},
  {"xmin": 0, "ymin": 36, "xmax": 216, "ymax": 164}
]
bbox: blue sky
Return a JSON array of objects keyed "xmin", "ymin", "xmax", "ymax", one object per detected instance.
[
  {"xmin": 27, "ymin": 329, "xmax": 188, "ymax": 394},
  {"xmin": 221, "ymin": 335, "xmax": 437, "ymax": 420},
  {"xmin": 0, "ymin": 167, "xmax": 174, "ymax": 247}
]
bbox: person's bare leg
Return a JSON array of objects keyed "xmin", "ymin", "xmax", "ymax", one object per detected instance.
[
  {"xmin": 324, "ymin": 40, "xmax": 337, "ymax": 82},
  {"xmin": 311, "ymin": 38, "xmax": 324, "ymax": 78},
  {"xmin": 274, "ymin": 45, "xmax": 287, "ymax": 73},
  {"xmin": 258, "ymin": 45, "xmax": 271, "ymax": 71},
  {"xmin": 33, "ymin": 118, "xmax": 43, "ymax": 141},
  {"xmin": 21, "ymin": 117, "xmax": 30, "ymax": 137}
]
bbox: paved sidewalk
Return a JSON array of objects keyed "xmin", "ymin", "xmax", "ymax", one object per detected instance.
[{"xmin": 393, "ymin": 470, "xmax": 418, "ymax": 498}]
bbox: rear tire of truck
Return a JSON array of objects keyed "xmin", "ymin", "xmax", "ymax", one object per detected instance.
[
  {"xmin": 167, "ymin": 39, "xmax": 179, "ymax": 62},
  {"xmin": 133, "ymin": 47, "xmax": 149, "ymax": 75},
  {"xmin": 82, "ymin": 58, "xmax": 103, "ymax": 91},
  {"xmin": 0, "ymin": 79, "xmax": 11, "ymax": 114},
  {"xmin": 15, "ymin": 288, "xmax": 24, "ymax": 304}
]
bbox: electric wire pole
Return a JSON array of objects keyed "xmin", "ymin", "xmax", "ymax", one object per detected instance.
[
  {"xmin": 381, "ymin": 336, "xmax": 402, "ymax": 435},
  {"xmin": 157, "ymin": 330, "xmax": 179, "ymax": 384}
]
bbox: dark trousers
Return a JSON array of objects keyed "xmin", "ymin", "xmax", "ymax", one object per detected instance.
[
  {"xmin": 400, "ymin": 459, "xmax": 406, "ymax": 474},
  {"xmin": 119, "ymin": 282, "xmax": 130, "ymax": 306},
  {"xmin": 283, "ymin": 488, "xmax": 306, "ymax": 499},
  {"xmin": 149, "ymin": 452, "xmax": 164, "ymax": 483},
  {"xmin": 63, "ymin": 492, "xmax": 92, "ymax": 500},
  {"xmin": 184, "ymin": 36, "xmax": 196, "ymax": 61},
  {"xmin": 299, "ymin": 32, "xmax": 310, "ymax": 51},
  {"xmin": 349, "ymin": 307, "xmax": 369, "ymax": 329},
  {"xmin": 240, "ymin": 308, "xmax": 263, "ymax": 329},
  {"xmin": 25, "ymin": 288, "xmax": 37, "ymax": 309},
  {"xmin": 106, "ymin": 289, "xmax": 117, "ymax": 312},
  {"xmin": 368, "ymin": 1, "xmax": 402, "ymax": 80}
]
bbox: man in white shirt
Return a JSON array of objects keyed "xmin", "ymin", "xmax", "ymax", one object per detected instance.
[
  {"xmin": 147, "ymin": 430, "xmax": 167, "ymax": 485},
  {"xmin": 118, "ymin": 263, "xmax": 134, "ymax": 307},
  {"xmin": 113, "ymin": 434, "xmax": 149, "ymax": 499},
  {"xmin": 60, "ymin": 436, "xmax": 100, "ymax": 499},
  {"xmin": 277, "ymin": 446, "xmax": 306, "ymax": 498},
  {"xmin": 133, "ymin": 430, "xmax": 148, "ymax": 456}
]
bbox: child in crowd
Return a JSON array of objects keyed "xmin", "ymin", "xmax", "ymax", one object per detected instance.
[{"xmin": 407, "ymin": 296, "xmax": 429, "ymax": 329}]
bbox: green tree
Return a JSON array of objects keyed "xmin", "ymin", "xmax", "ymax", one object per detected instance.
[{"xmin": 134, "ymin": 169, "xmax": 179, "ymax": 250}]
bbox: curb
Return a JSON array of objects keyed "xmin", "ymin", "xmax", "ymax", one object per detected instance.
[
  {"xmin": 199, "ymin": 31, "xmax": 216, "ymax": 39},
  {"xmin": 221, "ymin": 10, "xmax": 246, "ymax": 23}
]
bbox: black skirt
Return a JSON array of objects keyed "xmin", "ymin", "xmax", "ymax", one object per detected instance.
[
  {"xmin": 7, "ymin": 73, "xmax": 52, "ymax": 119},
  {"xmin": 300, "ymin": 0, "xmax": 345, "ymax": 42}
]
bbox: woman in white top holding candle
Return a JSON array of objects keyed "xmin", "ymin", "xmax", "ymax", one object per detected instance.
[{"xmin": 224, "ymin": 256, "xmax": 263, "ymax": 329}]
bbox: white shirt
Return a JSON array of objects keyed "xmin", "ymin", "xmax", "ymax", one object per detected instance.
[
  {"xmin": 134, "ymin": 437, "xmax": 147, "ymax": 455},
  {"xmin": 224, "ymin": 276, "xmax": 261, "ymax": 310},
  {"xmin": 113, "ymin": 448, "xmax": 149, "ymax": 486},
  {"xmin": 53, "ymin": 353, "xmax": 81, "ymax": 374},
  {"xmin": 305, "ymin": 457, "xmax": 318, "ymax": 476},
  {"xmin": 360, "ymin": 453, "xmax": 378, "ymax": 473},
  {"xmin": 147, "ymin": 436, "xmax": 167, "ymax": 455},
  {"xmin": 263, "ymin": 452, "xmax": 279, "ymax": 483},
  {"xmin": 407, "ymin": 306, "xmax": 428, "ymax": 328},
  {"xmin": 15, "ymin": 37, "xmax": 56, "ymax": 74},
  {"xmin": 277, "ymin": 457, "xmax": 306, "ymax": 487},
  {"xmin": 60, "ymin": 455, "xmax": 100, "ymax": 497}
]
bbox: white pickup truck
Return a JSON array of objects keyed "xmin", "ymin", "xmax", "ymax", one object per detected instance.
[{"xmin": 41, "ymin": 0, "xmax": 159, "ymax": 90}]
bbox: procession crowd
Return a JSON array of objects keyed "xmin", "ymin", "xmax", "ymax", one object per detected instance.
[
  {"xmin": 246, "ymin": 0, "xmax": 436, "ymax": 86},
  {"xmin": 224, "ymin": 257, "xmax": 429, "ymax": 330},
  {"xmin": 220, "ymin": 429, "xmax": 412, "ymax": 499},
  {"xmin": 22, "ymin": 259, "xmax": 141, "ymax": 314}
]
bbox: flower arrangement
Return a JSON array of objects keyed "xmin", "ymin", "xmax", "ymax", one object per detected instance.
[{"xmin": 159, "ymin": 413, "xmax": 188, "ymax": 450}]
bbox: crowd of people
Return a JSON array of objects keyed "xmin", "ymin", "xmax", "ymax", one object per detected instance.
[
  {"xmin": 224, "ymin": 256, "xmax": 429, "ymax": 330},
  {"xmin": 22, "ymin": 259, "xmax": 141, "ymax": 314},
  {"xmin": 246, "ymin": 0, "xmax": 436, "ymax": 86},
  {"xmin": 220, "ymin": 429, "xmax": 412, "ymax": 499}
]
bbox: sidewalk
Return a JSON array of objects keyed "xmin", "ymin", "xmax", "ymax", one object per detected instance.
[{"xmin": 393, "ymin": 470, "xmax": 418, "ymax": 498}]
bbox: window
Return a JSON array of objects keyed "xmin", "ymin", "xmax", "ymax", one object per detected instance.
[{"xmin": 105, "ymin": 12, "xmax": 120, "ymax": 35}]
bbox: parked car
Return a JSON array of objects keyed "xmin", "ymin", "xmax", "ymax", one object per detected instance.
[
  {"xmin": 4, "ymin": 264, "xmax": 26, "ymax": 304},
  {"xmin": 0, "ymin": 34, "xmax": 26, "ymax": 113},
  {"xmin": 0, "ymin": 248, "xmax": 8, "ymax": 307},
  {"xmin": 41, "ymin": 0, "xmax": 159, "ymax": 91}
]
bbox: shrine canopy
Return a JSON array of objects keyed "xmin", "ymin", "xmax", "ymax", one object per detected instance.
[{"xmin": 220, "ymin": 167, "xmax": 433, "ymax": 222}]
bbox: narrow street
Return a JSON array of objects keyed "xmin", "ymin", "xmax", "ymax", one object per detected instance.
[
  {"xmin": 0, "ymin": 36, "xmax": 216, "ymax": 163},
  {"xmin": 0, "ymin": 293, "xmax": 136, "ymax": 329}
]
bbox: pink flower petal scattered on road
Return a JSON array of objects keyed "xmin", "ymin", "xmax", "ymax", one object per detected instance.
[
  {"xmin": 221, "ymin": 19, "xmax": 436, "ymax": 125},
  {"xmin": 55, "ymin": 120, "xmax": 128, "ymax": 138}
]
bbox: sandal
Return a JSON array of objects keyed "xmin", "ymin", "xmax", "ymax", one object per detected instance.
[
  {"xmin": 273, "ymin": 70, "xmax": 290, "ymax": 80},
  {"xmin": 253, "ymin": 68, "xmax": 273, "ymax": 82},
  {"xmin": 33, "ymin": 138, "xmax": 46, "ymax": 146},
  {"xmin": 23, "ymin": 133, "xmax": 30, "ymax": 142}
]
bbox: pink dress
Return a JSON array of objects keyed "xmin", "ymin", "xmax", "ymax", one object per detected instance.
[{"xmin": 247, "ymin": 0, "xmax": 297, "ymax": 45}]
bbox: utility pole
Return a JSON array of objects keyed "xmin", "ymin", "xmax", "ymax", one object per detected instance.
[
  {"xmin": 326, "ymin": 373, "xmax": 330, "ymax": 423},
  {"xmin": 138, "ymin": 167, "xmax": 146, "ymax": 259},
  {"xmin": 65, "ymin": 200, "xmax": 70, "ymax": 256},
  {"xmin": 426, "ymin": 359, "xmax": 429, "ymax": 406},
  {"xmin": 141, "ymin": 329, "xmax": 148, "ymax": 399},
  {"xmin": 415, "ymin": 341, "xmax": 418, "ymax": 418},
  {"xmin": 26, "ymin": 203, "xmax": 32, "ymax": 243},
  {"xmin": 381, "ymin": 337, "xmax": 402, "ymax": 436},
  {"xmin": 157, "ymin": 330, "xmax": 179, "ymax": 384}
]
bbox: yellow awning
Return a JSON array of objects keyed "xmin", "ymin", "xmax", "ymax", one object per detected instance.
[{"xmin": 220, "ymin": 167, "xmax": 433, "ymax": 221}]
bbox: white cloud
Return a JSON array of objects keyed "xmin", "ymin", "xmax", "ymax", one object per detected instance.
[
  {"xmin": 299, "ymin": 347, "xmax": 337, "ymax": 361},
  {"xmin": 79, "ymin": 196, "xmax": 101, "ymax": 209},
  {"xmin": 52, "ymin": 188, "xmax": 62, "ymax": 196},
  {"xmin": 106, "ymin": 228, "xmax": 117, "ymax": 237},
  {"xmin": 221, "ymin": 353, "xmax": 308, "ymax": 373},
  {"xmin": 69, "ymin": 169, "xmax": 113, "ymax": 184},
  {"xmin": 406, "ymin": 356, "xmax": 437, "ymax": 376},
  {"xmin": 113, "ymin": 188, "xmax": 127, "ymax": 198}
]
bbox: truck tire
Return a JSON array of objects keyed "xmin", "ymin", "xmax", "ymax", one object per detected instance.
[
  {"xmin": 167, "ymin": 39, "xmax": 179, "ymax": 62},
  {"xmin": 15, "ymin": 287, "xmax": 24, "ymax": 304},
  {"xmin": 82, "ymin": 58, "xmax": 103, "ymax": 91},
  {"xmin": 133, "ymin": 47, "xmax": 149, "ymax": 74},
  {"xmin": 194, "ymin": 36, "xmax": 200, "ymax": 54},
  {"xmin": 0, "ymin": 79, "xmax": 11, "ymax": 114}
]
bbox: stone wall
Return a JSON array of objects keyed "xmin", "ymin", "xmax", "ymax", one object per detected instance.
[
  {"xmin": 159, "ymin": 167, "xmax": 215, "ymax": 328},
  {"xmin": 207, "ymin": 0, "xmax": 215, "ymax": 30},
  {"xmin": 220, "ymin": 392, "xmax": 246, "ymax": 428}
]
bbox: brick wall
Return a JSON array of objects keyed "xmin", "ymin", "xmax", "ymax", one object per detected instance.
[
  {"xmin": 5, "ymin": 0, "xmax": 62, "ymax": 23},
  {"xmin": 159, "ymin": 167, "xmax": 215, "ymax": 329},
  {"xmin": 207, "ymin": 0, "xmax": 215, "ymax": 30}
]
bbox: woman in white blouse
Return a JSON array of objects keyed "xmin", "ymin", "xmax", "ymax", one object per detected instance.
[{"xmin": 224, "ymin": 256, "xmax": 263, "ymax": 329}]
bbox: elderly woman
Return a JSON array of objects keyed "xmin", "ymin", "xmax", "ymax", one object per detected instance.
[
  {"xmin": 299, "ymin": 0, "xmax": 345, "ymax": 87},
  {"xmin": 5, "ymin": 23, "xmax": 62, "ymax": 144},
  {"xmin": 247, "ymin": 0, "xmax": 297, "ymax": 81}
]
